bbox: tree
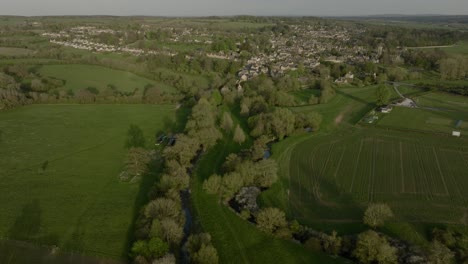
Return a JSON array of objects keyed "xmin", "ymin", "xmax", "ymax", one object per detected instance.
[
  {"xmin": 145, "ymin": 198, "xmax": 181, "ymax": 220},
  {"xmin": 221, "ymin": 112, "xmax": 234, "ymax": 132},
  {"xmin": 203, "ymin": 174, "xmax": 223, "ymax": 198},
  {"xmin": 126, "ymin": 124, "xmax": 146, "ymax": 148},
  {"xmin": 124, "ymin": 148, "xmax": 151, "ymax": 180},
  {"xmin": 256, "ymin": 207, "xmax": 288, "ymax": 235},
  {"xmin": 160, "ymin": 218, "xmax": 184, "ymax": 245},
  {"xmin": 192, "ymin": 244, "xmax": 219, "ymax": 264},
  {"xmin": 185, "ymin": 98, "xmax": 222, "ymax": 149},
  {"xmin": 322, "ymin": 231, "xmax": 343, "ymax": 256},
  {"xmin": 353, "ymin": 230, "xmax": 398, "ymax": 264},
  {"xmin": 131, "ymin": 238, "xmax": 169, "ymax": 259},
  {"xmin": 428, "ymin": 240, "xmax": 455, "ymax": 264},
  {"xmin": 153, "ymin": 254, "xmax": 176, "ymax": 264},
  {"xmin": 376, "ymin": 84, "xmax": 391, "ymax": 106},
  {"xmin": 147, "ymin": 237, "xmax": 170, "ymax": 259},
  {"xmin": 221, "ymin": 172, "xmax": 244, "ymax": 201},
  {"xmin": 233, "ymin": 125, "xmax": 246, "ymax": 145},
  {"xmin": 163, "ymin": 134, "xmax": 200, "ymax": 168},
  {"xmin": 363, "ymin": 203, "xmax": 394, "ymax": 228}
]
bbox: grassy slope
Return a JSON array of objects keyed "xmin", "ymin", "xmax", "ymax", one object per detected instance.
[
  {"xmin": 38, "ymin": 64, "xmax": 176, "ymax": 93},
  {"xmin": 0, "ymin": 104, "xmax": 176, "ymax": 259}
]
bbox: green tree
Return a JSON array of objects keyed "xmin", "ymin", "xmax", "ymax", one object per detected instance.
[
  {"xmin": 322, "ymin": 231, "xmax": 343, "ymax": 256},
  {"xmin": 256, "ymin": 207, "xmax": 288, "ymax": 235},
  {"xmin": 353, "ymin": 230, "xmax": 398, "ymax": 264},
  {"xmin": 428, "ymin": 240, "xmax": 455, "ymax": 264},
  {"xmin": 145, "ymin": 198, "xmax": 181, "ymax": 220},
  {"xmin": 233, "ymin": 125, "xmax": 246, "ymax": 145},
  {"xmin": 147, "ymin": 237, "xmax": 170, "ymax": 259},
  {"xmin": 131, "ymin": 238, "xmax": 169, "ymax": 259},
  {"xmin": 221, "ymin": 112, "xmax": 234, "ymax": 132},
  {"xmin": 193, "ymin": 244, "xmax": 219, "ymax": 264},
  {"xmin": 160, "ymin": 218, "xmax": 184, "ymax": 245},
  {"xmin": 221, "ymin": 172, "xmax": 244, "ymax": 201},
  {"xmin": 203, "ymin": 174, "xmax": 223, "ymax": 198},
  {"xmin": 363, "ymin": 203, "xmax": 394, "ymax": 228},
  {"xmin": 126, "ymin": 124, "xmax": 146, "ymax": 148},
  {"xmin": 124, "ymin": 148, "xmax": 151, "ymax": 180},
  {"xmin": 376, "ymin": 84, "xmax": 391, "ymax": 106}
]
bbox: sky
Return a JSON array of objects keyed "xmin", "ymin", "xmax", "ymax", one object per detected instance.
[{"xmin": 1, "ymin": 0, "xmax": 467, "ymax": 17}]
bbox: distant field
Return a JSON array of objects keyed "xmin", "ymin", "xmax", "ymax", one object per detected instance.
[
  {"xmin": 378, "ymin": 92, "xmax": 468, "ymax": 134},
  {"xmin": 38, "ymin": 64, "xmax": 176, "ymax": 93},
  {"xmin": 438, "ymin": 42, "xmax": 468, "ymax": 55},
  {"xmin": 262, "ymin": 128, "xmax": 468, "ymax": 226},
  {"xmin": 0, "ymin": 47, "xmax": 33, "ymax": 56},
  {"xmin": 0, "ymin": 104, "xmax": 176, "ymax": 259}
]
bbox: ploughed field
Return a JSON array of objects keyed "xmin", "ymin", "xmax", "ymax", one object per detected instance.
[
  {"xmin": 281, "ymin": 129, "xmax": 468, "ymax": 225},
  {"xmin": 0, "ymin": 104, "xmax": 175, "ymax": 259}
]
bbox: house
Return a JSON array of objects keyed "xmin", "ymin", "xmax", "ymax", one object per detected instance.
[{"xmin": 452, "ymin": 131, "xmax": 461, "ymax": 137}]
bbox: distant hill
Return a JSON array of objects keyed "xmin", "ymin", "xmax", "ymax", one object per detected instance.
[{"xmin": 333, "ymin": 15, "xmax": 468, "ymax": 24}]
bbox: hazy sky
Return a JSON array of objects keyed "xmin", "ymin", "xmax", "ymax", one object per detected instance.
[{"xmin": 1, "ymin": 0, "xmax": 467, "ymax": 16}]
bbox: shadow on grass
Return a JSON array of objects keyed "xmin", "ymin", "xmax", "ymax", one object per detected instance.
[{"xmin": 8, "ymin": 200, "xmax": 42, "ymax": 242}]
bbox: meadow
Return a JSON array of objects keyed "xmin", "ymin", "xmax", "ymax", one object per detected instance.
[
  {"xmin": 0, "ymin": 104, "xmax": 176, "ymax": 259},
  {"xmin": 38, "ymin": 64, "xmax": 176, "ymax": 93},
  {"xmin": 0, "ymin": 47, "xmax": 34, "ymax": 56}
]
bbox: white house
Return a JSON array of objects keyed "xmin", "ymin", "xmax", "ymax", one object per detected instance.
[{"xmin": 452, "ymin": 131, "xmax": 461, "ymax": 137}]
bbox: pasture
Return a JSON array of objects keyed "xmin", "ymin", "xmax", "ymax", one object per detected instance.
[
  {"xmin": 0, "ymin": 104, "xmax": 176, "ymax": 259},
  {"xmin": 38, "ymin": 64, "xmax": 176, "ymax": 93},
  {"xmin": 263, "ymin": 128, "xmax": 468, "ymax": 226},
  {"xmin": 0, "ymin": 47, "xmax": 34, "ymax": 56}
]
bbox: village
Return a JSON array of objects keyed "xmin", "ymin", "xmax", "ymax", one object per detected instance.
[{"xmin": 41, "ymin": 23, "xmax": 381, "ymax": 84}]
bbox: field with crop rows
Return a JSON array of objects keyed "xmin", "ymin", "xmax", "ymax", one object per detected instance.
[{"xmin": 281, "ymin": 129, "xmax": 468, "ymax": 224}]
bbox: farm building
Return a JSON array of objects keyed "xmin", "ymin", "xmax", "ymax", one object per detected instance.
[
  {"xmin": 452, "ymin": 131, "xmax": 461, "ymax": 137},
  {"xmin": 379, "ymin": 106, "xmax": 393, "ymax": 113}
]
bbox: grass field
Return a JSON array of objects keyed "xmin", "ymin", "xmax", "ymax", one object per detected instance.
[
  {"xmin": 0, "ymin": 104, "xmax": 176, "ymax": 259},
  {"xmin": 378, "ymin": 92, "xmax": 468, "ymax": 134},
  {"xmin": 38, "ymin": 64, "xmax": 176, "ymax": 93},
  {"xmin": 430, "ymin": 41, "xmax": 468, "ymax": 55},
  {"xmin": 262, "ymin": 128, "xmax": 468, "ymax": 225},
  {"xmin": 260, "ymin": 85, "xmax": 468, "ymax": 246},
  {"xmin": 0, "ymin": 47, "xmax": 34, "ymax": 56}
]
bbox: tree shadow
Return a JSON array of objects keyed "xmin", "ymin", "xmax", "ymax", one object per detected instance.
[
  {"xmin": 123, "ymin": 104, "xmax": 191, "ymax": 260},
  {"xmin": 8, "ymin": 200, "xmax": 42, "ymax": 242}
]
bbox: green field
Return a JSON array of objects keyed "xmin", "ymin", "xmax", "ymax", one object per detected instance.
[
  {"xmin": 436, "ymin": 42, "xmax": 468, "ymax": 55},
  {"xmin": 192, "ymin": 135, "xmax": 348, "ymax": 264},
  {"xmin": 0, "ymin": 47, "xmax": 34, "ymax": 56},
  {"xmin": 263, "ymin": 128, "xmax": 468, "ymax": 225},
  {"xmin": 38, "ymin": 64, "xmax": 176, "ymax": 93},
  {"xmin": 378, "ymin": 92, "xmax": 468, "ymax": 134},
  {"xmin": 0, "ymin": 104, "xmax": 176, "ymax": 259}
]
